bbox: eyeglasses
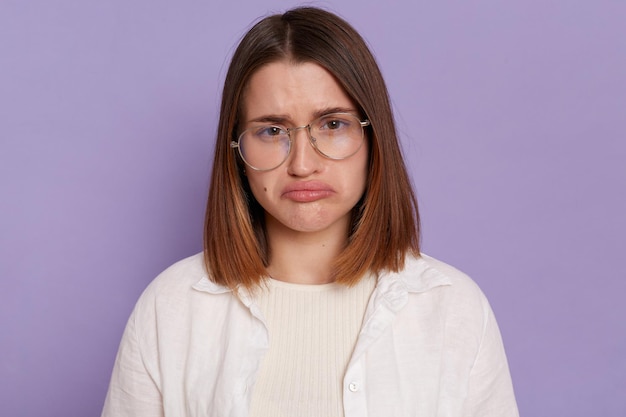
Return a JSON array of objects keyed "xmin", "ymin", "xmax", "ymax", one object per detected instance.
[{"xmin": 231, "ymin": 112, "xmax": 370, "ymax": 171}]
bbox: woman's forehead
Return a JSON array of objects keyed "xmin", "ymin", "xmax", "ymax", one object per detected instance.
[{"xmin": 240, "ymin": 61, "xmax": 357, "ymax": 123}]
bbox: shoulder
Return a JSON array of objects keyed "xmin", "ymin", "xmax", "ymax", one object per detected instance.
[
  {"xmin": 395, "ymin": 253, "xmax": 493, "ymax": 321},
  {"xmin": 141, "ymin": 252, "xmax": 208, "ymax": 297},
  {"xmin": 128, "ymin": 253, "xmax": 237, "ymax": 333},
  {"xmin": 397, "ymin": 253, "xmax": 485, "ymax": 298},
  {"xmin": 133, "ymin": 252, "xmax": 233, "ymax": 316}
]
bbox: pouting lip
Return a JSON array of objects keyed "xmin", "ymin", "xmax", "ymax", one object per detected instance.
[{"xmin": 281, "ymin": 180, "xmax": 335, "ymax": 196}]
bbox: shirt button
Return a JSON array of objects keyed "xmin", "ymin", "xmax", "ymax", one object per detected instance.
[{"xmin": 348, "ymin": 382, "xmax": 359, "ymax": 392}]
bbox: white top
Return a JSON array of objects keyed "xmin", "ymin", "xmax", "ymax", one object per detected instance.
[
  {"xmin": 102, "ymin": 253, "xmax": 519, "ymax": 417},
  {"xmin": 250, "ymin": 276, "xmax": 377, "ymax": 417}
]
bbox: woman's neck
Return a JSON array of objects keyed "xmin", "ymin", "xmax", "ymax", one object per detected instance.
[{"xmin": 264, "ymin": 215, "xmax": 349, "ymax": 285}]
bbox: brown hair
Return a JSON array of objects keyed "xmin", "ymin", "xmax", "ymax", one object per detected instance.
[{"xmin": 204, "ymin": 7, "xmax": 419, "ymax": 289}]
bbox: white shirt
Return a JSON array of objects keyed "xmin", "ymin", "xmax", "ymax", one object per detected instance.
[{"xmin": 102, "ymin": 253, "xmax": 519, "ymax": 417}]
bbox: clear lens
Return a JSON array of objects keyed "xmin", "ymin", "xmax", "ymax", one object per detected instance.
[
  {"xmin": 234, "ymin": 113, "xmax": 367, "ymax": 171},
  {"xmin": 237, "ymin": 127, "xmax": 290, "ymax": 171},
  {"xmin": 310, "ymin": 114, "xmax": 364, "ymax": 160}
]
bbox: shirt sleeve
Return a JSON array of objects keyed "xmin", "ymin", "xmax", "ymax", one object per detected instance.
[
  {"xmin": 101, "ymin": 306, "xmax": 164, "ymax": 417},
  {"xmin": 462, "ymin": 298, "xmax": 519, "ymax": 417}
]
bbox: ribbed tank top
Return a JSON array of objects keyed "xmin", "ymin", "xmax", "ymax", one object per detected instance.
[{"xmin": 248, "ymin": 274, "xmax": 376, "ymax": 417}]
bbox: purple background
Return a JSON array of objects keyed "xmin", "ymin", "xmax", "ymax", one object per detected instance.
[{"xmin": 1, "ymin": 0, "xmax": 624, "ymax": 416}]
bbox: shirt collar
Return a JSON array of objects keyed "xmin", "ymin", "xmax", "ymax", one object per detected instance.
[
  {"xmin": 379, "ymin": 254, "xmax": 452, "ymax": 293},
  {"xmin": 192, "ymin": 276, "xmax": 232, "ymax": 294}
]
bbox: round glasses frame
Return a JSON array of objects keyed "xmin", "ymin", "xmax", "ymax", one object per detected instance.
[{"xmin": 231, "ymin": 112, "xmax": 371, "ymax": 171}]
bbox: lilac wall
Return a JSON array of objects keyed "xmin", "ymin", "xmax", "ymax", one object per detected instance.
[{"xmin": 1, "ymin": 0, "xmax": 624, "ymax": 415}]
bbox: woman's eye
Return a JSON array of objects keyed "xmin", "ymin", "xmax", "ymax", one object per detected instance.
[
  {"xmin": 256, "ymin": 126, "xmax": 284, "ymax": 137},
  {"xmin": 321, "ymin": 119, "xmax": 348, "ymax": 130},
  {"xmin": 318, "ymin": 115, "xmax": 350, "ymax": 130}
]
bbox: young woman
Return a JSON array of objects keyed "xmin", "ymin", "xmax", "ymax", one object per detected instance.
[{"xmin": 102, "ymin": 7, "xmax": 518, "ymax": 417}]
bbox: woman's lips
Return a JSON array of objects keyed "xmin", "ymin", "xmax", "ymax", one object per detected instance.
[{"xmin": 281, "ymin": 181, "xmax": 335, "ymax": 202}]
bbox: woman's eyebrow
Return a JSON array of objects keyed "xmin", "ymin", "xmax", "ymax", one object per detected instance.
[
  {"xmin": 246, "ymin": 107, "xmax": 359, "ymax": 125},
  {"xmin": 246, "ymin": 114, "xmax": 290, "ymax": 125},
  {"xmin": 312, "ymin": 107, "xmax": 358, "ymax": 119}
]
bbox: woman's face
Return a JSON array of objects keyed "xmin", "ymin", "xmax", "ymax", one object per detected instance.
[{"xmin": 240, "ymin": 60, "xmax": 368, "ymax": 239}]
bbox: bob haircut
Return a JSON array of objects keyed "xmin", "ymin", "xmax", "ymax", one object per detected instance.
[{"xmin": 204, "ymin": 7, "xmax": 420, "ymax": 289}]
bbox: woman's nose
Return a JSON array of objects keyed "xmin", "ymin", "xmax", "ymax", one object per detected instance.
[{"xmin": 286, "ymin": 128, "xmax": 322, "ymax": 176}]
